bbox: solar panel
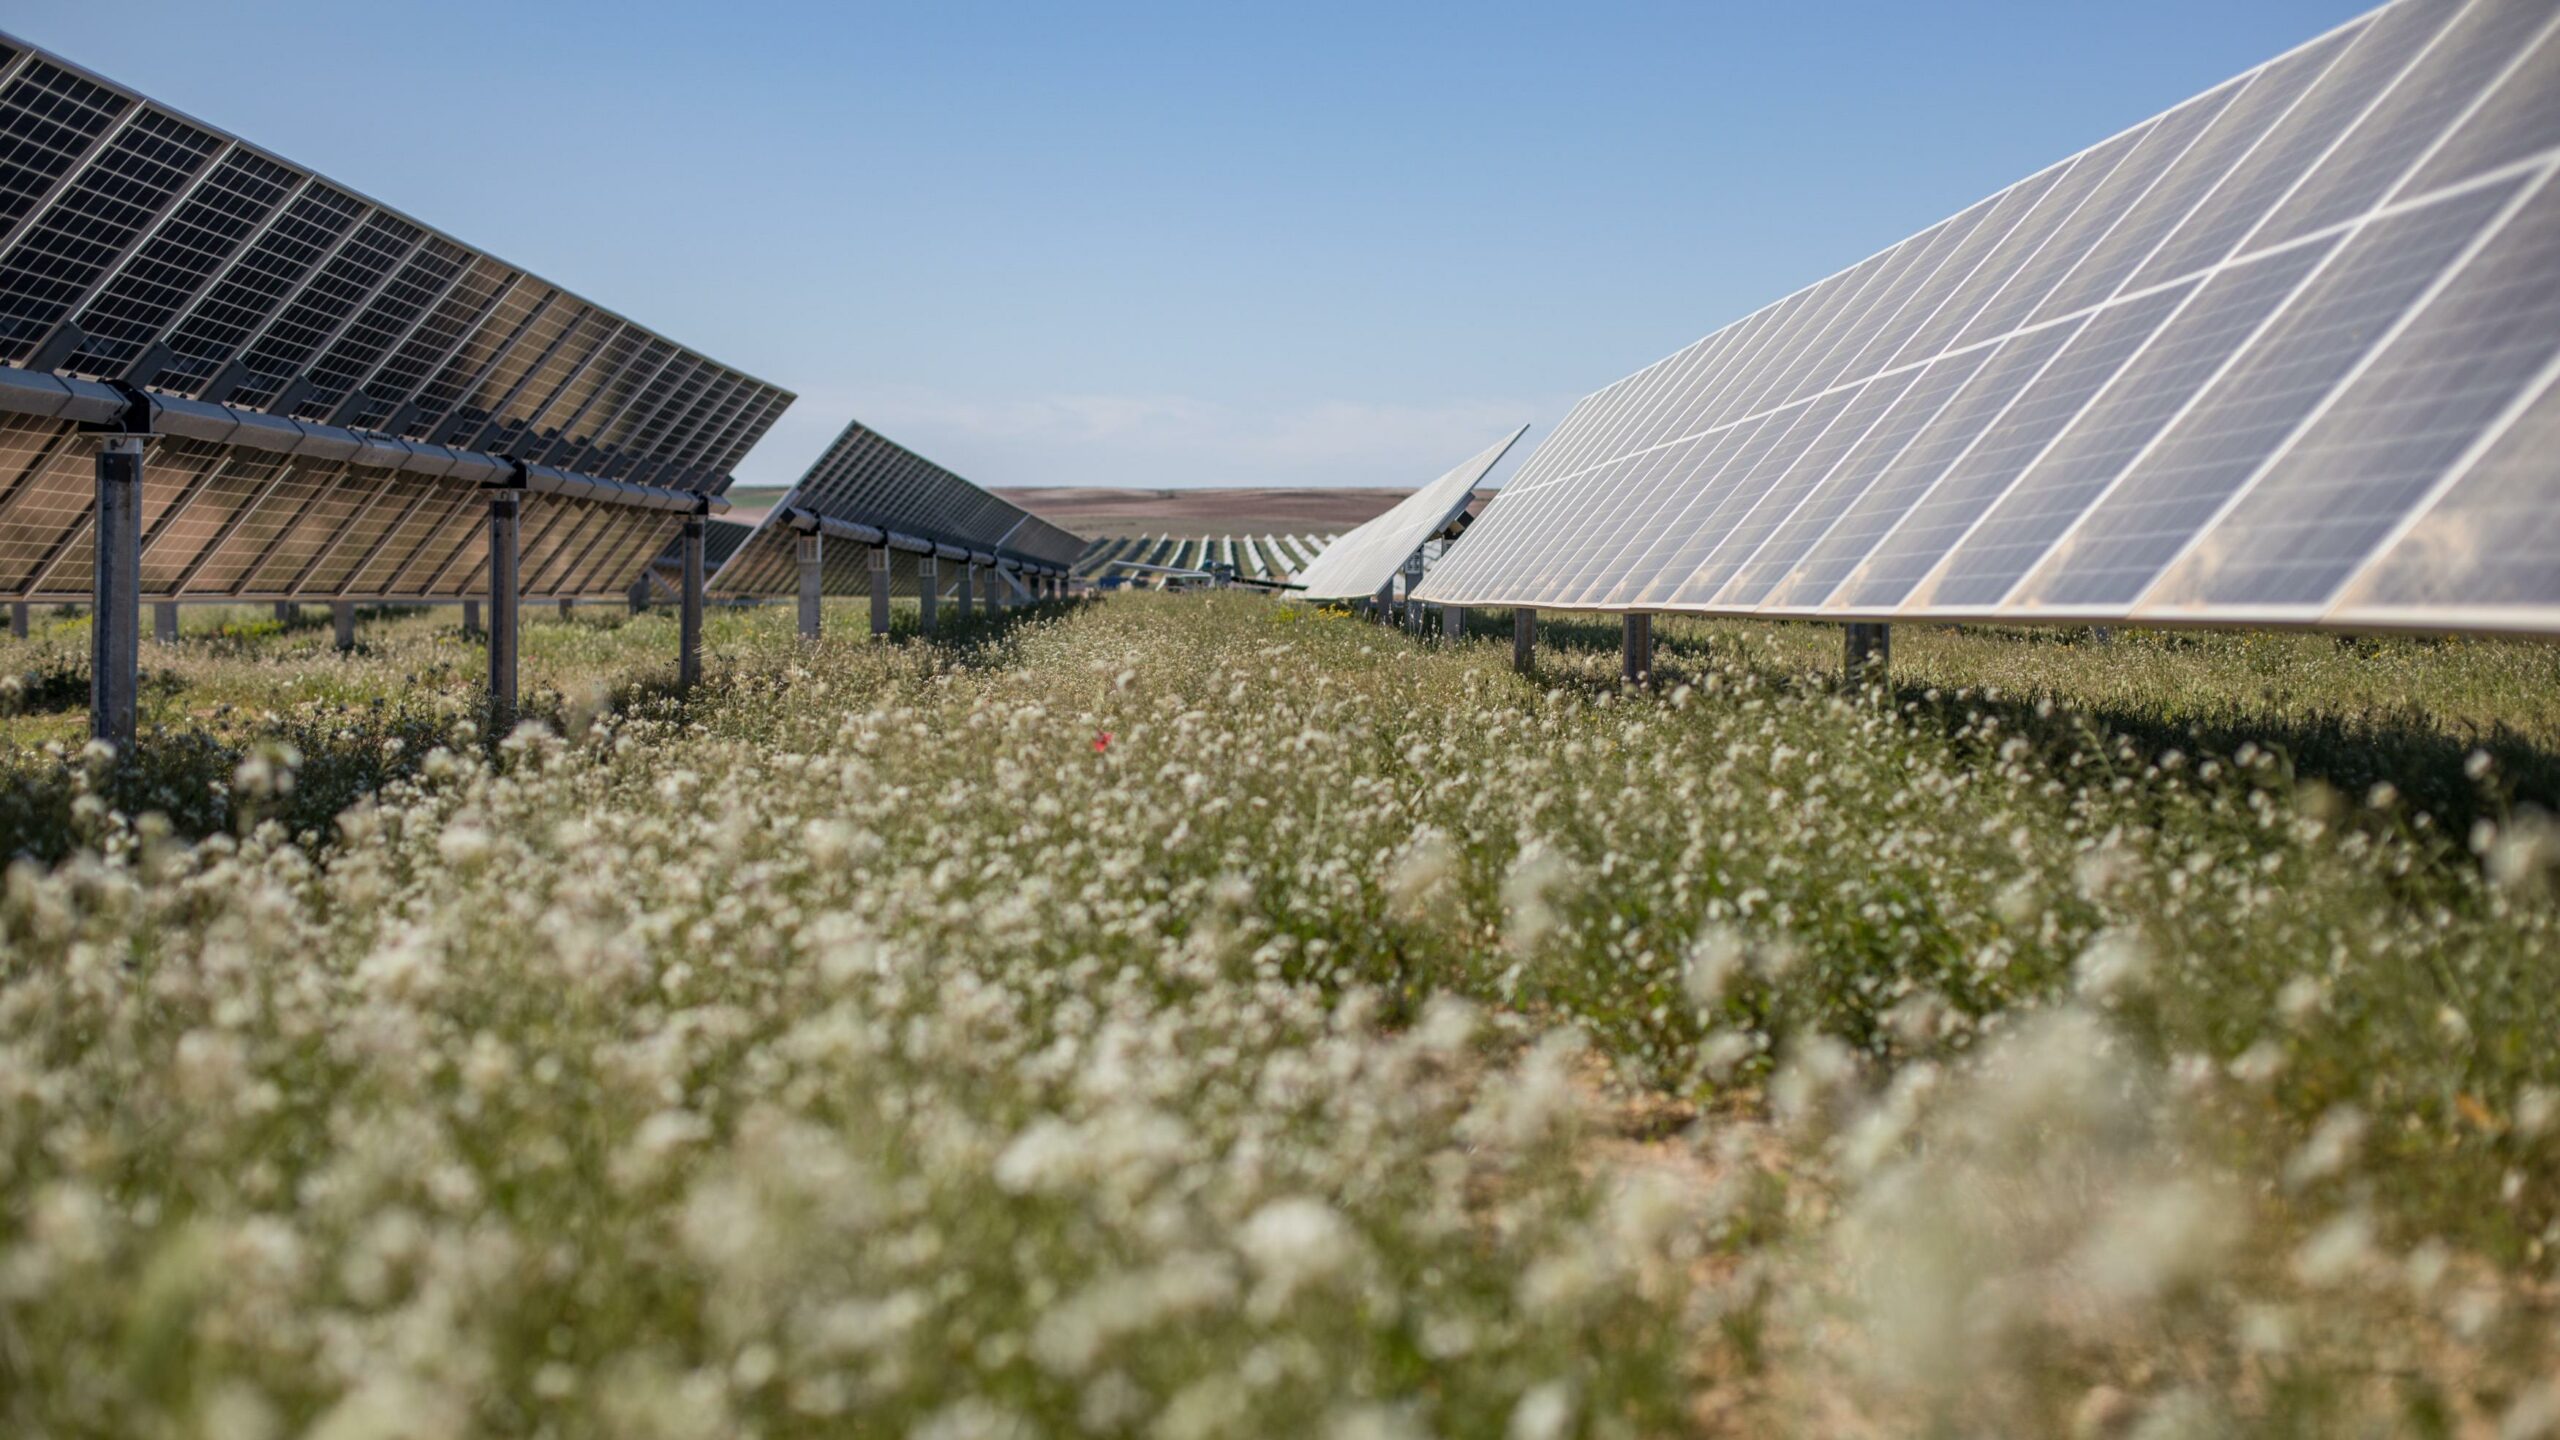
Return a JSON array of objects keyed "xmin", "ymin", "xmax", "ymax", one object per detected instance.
[
  {"xmin": 1418, "ymin": 0, "xmax": 2560, "ymax": 637},
  {"xmin": 1070, "ymin": 530, "xmax": 1345, "ymax": 588},
  {"xmin": 0, "ymin": 31, "xmax": 791, "ymax": 602},
  {"xmin": 708, "ymin": 417, "xmax": 1084, "ymax": 599},
  {"xmin": 1288, "ymin": 427, "xmax": 1527, "ymax": 601}
]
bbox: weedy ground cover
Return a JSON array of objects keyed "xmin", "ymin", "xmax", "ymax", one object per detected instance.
[{"xmin": 1, "ymin": 593, "xmax": 2554, "ymax": 1436}]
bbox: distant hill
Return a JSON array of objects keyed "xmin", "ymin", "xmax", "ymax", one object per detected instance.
[{"xmin": 995, "ymin": 488, "xmax": 1411, "ymax": 537}]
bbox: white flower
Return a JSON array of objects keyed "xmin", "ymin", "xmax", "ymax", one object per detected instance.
[
  {"xmin": 2282, "ymin": 1107, "xmax": 2366, "ymax": 1191},
  {"xmin": 1386, "ymin": 827, "xmax": 1460, "ymax": 924},
  {"xmin": 2290, "ymin": 1210, "xmax": 2376, "ymax": 1288},
  {"xmin": 993, "ymin": 1116, "xmax": 1085, "ymax": 1195},
  {"xmin": 1501, "ymin": 840, "xmax": 1576, "ymax": 952},
  {"xmin": 2072, "ymin": 928, "xmax": 2150, "ymax": 1002},
  {"xmin": 1681, "ymin": 924, "xmax": 1746, "ymax": 1009},
  {"xmin": 1508, "ymin": 1381, "xmax": 1575, "ymax": 1440},
  {"xmin": 1237, "ymin": 1197, "xmax": 1359, "ymax": 1314}
]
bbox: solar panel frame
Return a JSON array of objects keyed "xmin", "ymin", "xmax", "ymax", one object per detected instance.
[
  {"xmin": 1416, "ymin": 0, "xmax": 2560, "ymax": 638},
  {"xmin": 1287, "ymin": 426, "xmax": 1526, "ymax": 601},
  {"xmin": 708, "ymin": 415, "xmax": 1086, "ymax": 599},
  {"xmin": 0, "ymin": 28, "xmax": 790, "ymax": 605}
]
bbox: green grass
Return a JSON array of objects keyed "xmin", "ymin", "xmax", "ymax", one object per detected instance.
[{"xmin": 1, "ymin": 593, "xmax": 2554, "ymax": 1435}]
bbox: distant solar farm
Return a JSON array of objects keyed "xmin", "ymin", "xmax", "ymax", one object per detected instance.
[{"xmin": 1074, "ymin": 532, "xmax": 1338, "ymax": 588}]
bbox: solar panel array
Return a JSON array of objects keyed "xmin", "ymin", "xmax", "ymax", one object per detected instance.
[
  {"xmin": 1291, "ymin": 426, "xmax": 1527, "ymax": 600},
  {"xmin": 1076, "ymin": 532, "xmax": 1341, "ymax": 586},
  {"xmin": 641, "ymin": 515, "xmax": 757, "ymax": 602},
  {"xmin": 709, "ymin": 418, "xmax": 1084, "ymax": 597},
  {"xmin": 1418, "ymin": 0, "xmax": 2560, "ymax": 637},
  {"xmin": 0, "ymin": 31, "xmax": 791, "ymax": 602}
]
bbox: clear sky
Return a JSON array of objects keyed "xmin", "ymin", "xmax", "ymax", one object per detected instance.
[{"xmin": 16, "ymin": 1, "xmax": 2378, "ymax": 492}]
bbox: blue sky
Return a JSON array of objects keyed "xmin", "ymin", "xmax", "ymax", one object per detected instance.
[{"xmin": 18, "ymin": 1, "xmax": 2377, "ymax": 491}]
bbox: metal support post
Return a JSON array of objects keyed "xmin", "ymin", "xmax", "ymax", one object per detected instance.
[
  {"xmin": 957, "ymin": 563, "xmax": 975, "ymax": 618},
  {"xmin": 796, "ymin": 532, "xmax": 823, "ymax": 639},
  {"xmin": 1513, "ymin": 607, "xmax": 1535, "ymax": 673},
  {"xmin": 486, "ymin": 491, "xmax": 521, "ymax": 731},
  {"xmin": 333, "ymin": 601, "xmax": 356, "ymax": 651},
  {"xmin": 870, "ymin": 545, "xmax": 892, "ymax": 636},
  {"xmin": 1622, "ymin": 613, "xmax": 1653, "ymax": 687},
  {"xmin": 273, "ymin": 601, "xmax": 294, "ymax": 625},
  {"xmin": 90, "ymin": 432, "xmax": 147, "ymax": 747},
  {"xmin": 1371, "ymin": 582, "xmax": 1392, "ymax": 621},
  {"xmin": 557, "ymin": 597, "xmax": 574, "ymax": 620},
  {"xmin": 628, "ymin": 576, "xmax": 649, "ymax": 614},
  {"xmin": 679, "ymin": 514, "xmax": 705, "ymax": 691},
  {"xmin": 1442, "ymin": 604, "xmax": 1464, "ymax": 641},
  {"xmin": 1400, "ymin": 552, "xmax": 1425, "ymax": 631},
  {"xmin": 918, "ymin": 556, "xmax": 938, "ymax": 631},
  {"xmin": 1843, "ymin": 622, "xmax": 1891, "ymax": 690},
  {"xmin": 463, "ymin": 599, "xmax": 483, "ymax": 637},
  {"xmin": 153, "ymin": 602, "xmax": 179, "ymax": 644},
  {"xmin": 10, "ymin": 601, "xmax": 27, "ymax": 639}
]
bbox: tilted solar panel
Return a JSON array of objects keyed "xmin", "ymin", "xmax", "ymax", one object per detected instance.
[
  {"xmin": 0, "ymin": 30, "xmax": 792, "ymax": 602},
  {"xmin": 1418, "ymin": 0, "xmax": 2560, "ymax": 636},
  {"xmin": 709, "ymin": 417, "xmax": 1084, "ymax": 598},
  {"xmin": 1289, "ymin": 426, "xmax": 1526, "ymax": 601}
]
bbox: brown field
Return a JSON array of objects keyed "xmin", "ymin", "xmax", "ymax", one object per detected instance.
[{"xmin": 995, "ymin": 487, "xmax": 1411, "ymax": 537}]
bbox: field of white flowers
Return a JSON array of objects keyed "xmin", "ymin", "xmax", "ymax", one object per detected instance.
[{"xmin": 2, "ymin": 593, "xmax": 2556, "ymax": 1437}]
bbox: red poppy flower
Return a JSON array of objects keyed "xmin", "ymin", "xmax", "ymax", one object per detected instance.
[{"xmin": 1093, "ymin": 732, "xmax": 1113, "ymax": 753}]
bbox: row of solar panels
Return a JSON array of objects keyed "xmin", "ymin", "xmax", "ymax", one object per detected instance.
[
  {"xmin": 0, "ymin": 30, "xmax": 1083, "ymax": 607},
  {"xmin": 1075, "ymin": 533, "xmax": 1343, "ymax": 586},
  {"xmin": 708, "ymin": 422, "xmax": 1083, "ymax": 598},
  {"xmin": 1414, "ymin": 0, "xmax": 2560, "ymax": 638}
]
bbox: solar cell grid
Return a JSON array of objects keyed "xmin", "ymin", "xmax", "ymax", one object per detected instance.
[
  {"xmin": 1687, "ymin": 367, "xmax": 1927, "ymax": 607},
  {"xmin": 64, "ymin": 149, "xmax": 296, "ymax": 376},
  {"xmin": 2147, "ymin": 166, "xmax": 2560, "ymax": 612},
  {"xmin": 0, "ymin": 24, "xmax": 816, "ymax": 507},
  {"xmin": 1910, "ymin": 240, "xmax": 2337, "ymax": 610},
  {"xmin": 0, "ymin": 107, "xmax": 220, "ymax": 366},
  {"xmin": 0, "ymin": 60, "xmax": 130, "ymax": 244},
  {"xmin": 709, "ymin": 416, "xmax": 1085, "ymax": 598},
  {"xmin": 2013, "ymin": 176, "xmax": 2517, "ymax": 610},
  {"xmin": 2335, "ymin": 363, "xmax": 2560, "ymax": 621},
  {"xmin": 1417, "ymin": 0, "xmax": 2560, "ymax": 637},
  {"xmin": 1287, "ymin": 426, "xmax": 1523, "ymax": 601}
]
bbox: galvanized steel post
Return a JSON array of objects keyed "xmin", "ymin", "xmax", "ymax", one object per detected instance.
[
  {"xmin": 870, "ymin": 545, "xmax": 892, "ymax": 636},
  {"xmin": 90, "ymin": 431, "xmax": 147, "ymax": 747},
  {"xmin": 957, "ymin": 562, "xmax": 975, "ymax": 618},
  {"xmin": 918, "ymin": 555, "xmax": 938, "ymax": 631},
  {"xmin": 1513, "ymin": 607, "xmax": 1535, "ymax": 673},
  {"xmin": 679, "ymin": 514, "xmax": 706, "ymax": 691},
  {"xmin": 463, "ymin": 599, "xmax": 482, "ymax": 637},
  {"xmin": 1622, "ymin": 613, "xmax": 1652, "ymax": 687},
  {"xmin": 10, "ymin": 602, "xmax": 27, "ymax": 639},
  {"xmin": 1843, "ymin": 622, "xmax": 1891, "ymax": 690},
  {"xmin": 796, "ymin": 532, "xmax": 823, "ymax": 640},
  {"xmin": 1442, "ymin": 604, "xmax": 1464, "ymax": 640},
  {"xmin": 333, "ymin": 601, "xmax": 356, "ymax": 651},
  {"xmin": 153, "ymin": 602, "xmax": 179, "ymax": 644},
  {"xmin": 485, "ymin": 489, "xmax": 521, "ymax": 731}
]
